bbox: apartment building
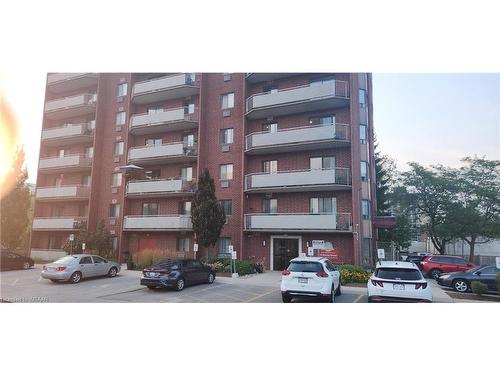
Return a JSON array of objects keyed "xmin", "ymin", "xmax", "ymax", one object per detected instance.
[{"xmin": 30, "ymin": 73, "xmax": 376, "ymax": 269}]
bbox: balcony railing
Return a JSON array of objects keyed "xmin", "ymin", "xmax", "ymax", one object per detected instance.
[
  {"xmin": 245, "ymin": 123, "xmax": 350, "ymax": 154},
  {"xmin": 246, "ymin": 80, "xmax": 349, "ymax": 119},
  {"xmin": 127, "ymin": 142, "xmax": 197, "ymax": 165},
  {"xmin": 35, "ymin": 185, "xmax": 90, "ymax": 201},
  {"xmin": 123, "ymin": 215, "xmax": 193, "ymax": 231},
  {"xmin": 38, "ymin": 154, "xmax": 93, "ymax": 173},
  {"xmin": 47, "ymin": 73, "xmax": 98, "ymax": 93},
  {"xmin": 132, "ymin": 74, "xmax": 199, "ymax": 104},
  {"xmin": 245, "ymin": 73, "xmax": 301, "ymax": 83},
  {"xmin": 32, "ymin": 217, "xmax": 88, "ymax": 231},
  {"xmin": 44, "ymin": 93, "xmax": 97, "ymax": 120},
  {"xmin": 41, "ymin": 121, "xmax": 95, "ymax": 145},
  {"xmin": 129, "ymin": 107, "xmax": 198, "ymax": 135},
  {"xmin": 245, "ymin": 167, "xmax": 351, "ymax": 193},
  {"xmin": 126, "ymin": 178, "xmax": 197, "ymax": 198},
  {"xmin": 244, "ymin": 213, "xmax": 352, "ymax": 232}
]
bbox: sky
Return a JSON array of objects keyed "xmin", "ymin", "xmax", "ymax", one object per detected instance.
[{"xmin": 1, "ymin": 73, "xmax": 499, "ymax": 183}]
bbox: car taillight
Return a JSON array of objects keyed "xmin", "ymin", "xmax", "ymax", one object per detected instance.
[
  {"xmin": 371, "ymin": 279, "xmax": 384, "ymax": 287},
  {"xmin": 316, "ymin": 271, "xmax": 329, "ymax": 278},
  {"xmin": 415, "ymin": 283, "xmax": 427, "ymax": 290},
  {"xmin": 282, "ymin": 270, "xmax": 290, "ymax": 276},
  {"xmin": 56, "ymin": 266, "xmax": 66, "ymax": 271}
]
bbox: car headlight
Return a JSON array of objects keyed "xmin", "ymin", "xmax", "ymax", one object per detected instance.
[{"xmin": 440, "ymin": 274, "xmax": 450, "ymax": 279}]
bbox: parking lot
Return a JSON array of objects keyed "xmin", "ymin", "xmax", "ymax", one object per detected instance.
[{"xmin": 0, "ymin": 265, "xmax": 372, "ymax": 303}]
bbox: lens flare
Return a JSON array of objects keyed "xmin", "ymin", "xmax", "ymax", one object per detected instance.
[{"xmin": 0, "ymin": 89, "xmax": 20, "ymax": 198}]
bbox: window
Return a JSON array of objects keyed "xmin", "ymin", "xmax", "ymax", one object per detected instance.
[
  {"xmin": 263, "ymin": 84, "xmax": 278, "ymax": 94},
  {"xmin": 109, "ymin": 204, "xmax": 120, "ymax": 218},
  {"xmin": 359, "ymin": 89, "xmax": 367, "ymax": 108},
  {"xmin": 179, "ymin": 201, "xmax": 192, "ymax": 215},
  {"xmin": 48, "ymin": 235, "xmax": 60, "ymax": 249},
  {"xmin": 310, "ymin": 156, "xmax": 335, "ymax": 170},
  {"xmin": 82, "ymin": 175, "xmax": 91, "ymax": 186},
  {"xmin": 142, "ymin": 203, "xmax": 159, "ymax": 216},
  {"xmin": 111, "ymin": 173, "xmax": 122, "ymax": 187},
  {"xmin": 309, "ymin": 115, "xmax": 335, "ymax": 126},
  {"xmin": 221, "ymin": 93, "xmax": 234, "ymax": 109},
  {"xmin": 148, "ymin": 106, "xmax": 164, "ymax": 114},
  {"xmin": 362, "ymin": 200, "xmax": 370, "ymax": 219},
  {"xmin": 58, "ymin": 149, "xmax": 67, "ymax": 157},
  {"xmin": 220, "ymin": 164, "xmax": 233, "ymax": 180},
  {"xmin": 325, "ymin": 260, "xmax": 337, "ymax": 271},
  {"xmin": 481, "ymin": 266, "xmax": 500, "ymax": 274},
  {"xmin": 55, "ymin": 176, "xmax": 62, "ymax": 187},
  {"xmin": 217, "ymin": 238, "xmax": 232, "ymax": 254},
  {"xmin": 117, "ymin": 83, "xmax": 128, "ymax": 97},
  {"xmin": 310, "ymin": 197, "xmax": 336, "ymax": 214},
  {"xmin": 146, "ymin": 138, "xmax": 162, "ymax": 146},
  {"xmin": 223, "ymin": 73, "xmax": 232, "ymax": 82},
  {"xmin": 220, "ymin": 128, "xmax": 234, "ymax": 145},
  {"xmin": 288, "ymin": 261, "xmax": 323, "ymax": 273},
  {"xmin": 92, "ymin": 256, "xmax": 106, "ymax": 264},
  {"xmin": 262, "ymin": 160, "xmax": 278, "ymax": 174},
  {"xmin": 145, "ymin": 169, "xmax": 161, "ymax": 179},
  {"xmin": 361, "ymin": 161, "xmax": 369, "ymax": 181},
  {"xmin": 79, "ymin": 204, "xmax": 88, "ymax": 217},
  {"xmin": 262, "ymin": 123, "xmax": 278, "ymax": 133},
  {"xmin": 262, "ymin": 198, "xmax": 277, "ymax": 214},
  {"xmin": 113, "ymin": 141, "xmax": 124, "ymax": 156},
  {"xmin": 184, "ymin": 101, "xmax": 195, "ymax": 114},
  {"xmin": 183, "ymin": 134, "xmax": 195, "ymax": 147},
  {"xmin": 177, "ymin": 238, "xmax": 190, "ymax": 252},
  {"xmin": 115, "ymin": 111, "xmax": 126, "ymax": 126},
  {"xmin": 85, "ymin": 146, "xmax": 94, "ymax": 158},
  {"xmin": 51, "ymin": 206, "xmax": 63, "ymax": 217},
  {"xmin": 360, "ymin": 124, "xmax": 367, "ymax": 144},
  {"xmin": 375, "ymin": 268, "xmax": 423, "ymax": 281},
  {"xmin": 79, "ymin": 256, "xmax": 93, "ymax": 265},
  {"xmin": 181, "ymin": 167, "xmax": 193, "ymax": 181},
  {"xmin": 220, "ymin": 200, "xmax": 232, "ymax": 216}
]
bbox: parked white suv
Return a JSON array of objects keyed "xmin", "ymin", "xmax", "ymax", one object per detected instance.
[
  {"xmin": 280, "ymin": 257, "xmax": 341, "ymax": 303},
  {"xmin": 367, "ymin": 261, "xmax": 432, "ymax": 302}
]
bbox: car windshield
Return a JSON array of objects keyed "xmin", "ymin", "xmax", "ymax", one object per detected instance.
[
  {"xmin": 54, "ymin": 256, "xmax": 77, "ymax": 264},
  {"xmin": 467, "ymin": 266, "xmax": 484, "ymax": 273},
  {"xmin": 288, "ymin": 262, "xmax": 323, "ymax": 273},
  {"xmin": 375, "ymin": 268, "xmax": 422, "ymax": 281}
]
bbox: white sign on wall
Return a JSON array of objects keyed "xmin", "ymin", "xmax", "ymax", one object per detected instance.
[
  {"xmin": 82, "ymin": 243, "xmax": 86, "ymax": 251},
  {"xmin": 377, "ymin": 249, "xmax": 385, "ymax": 259},
  {"xmin": 312, "ymin": 240, "xmax": 325, "ymax": 249},
  {"xmin": 193, "ymin": 243, "xmax": 198, "ymax": 252},
  {"xmin": 496, "ymin": 257, "xmax": 500, "ymax": 269},
  {"xmin": 307, "ymin": 247, "xmax": 314, "ymax": 256}
]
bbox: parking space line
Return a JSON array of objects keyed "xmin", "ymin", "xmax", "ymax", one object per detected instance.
[
  {"xmin": 353, "ymin": 294, "xmax": 365, "ymax": 303},
  {"xmin": 243, "ymin": 289, "xmax": 277, "ymax": 302}
]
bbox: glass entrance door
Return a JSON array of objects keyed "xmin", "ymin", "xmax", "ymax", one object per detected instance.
[{"xmin": 273, "ymin": 238, "xmax": 299, "ymax": 271}]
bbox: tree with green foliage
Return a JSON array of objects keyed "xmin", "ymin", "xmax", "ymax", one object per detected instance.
[
  {"xmin": 374, "ymin": 142, "xmax": 394, "ymax": 216},
  {"xmin": 0, "ymin": 149, "xmax": 32, "ymax": 255},
  {"xmin": 191, "ymin": 169, "xmax": 226, "ymax": 260},
  {"xmin": 63, "ymin": 220, "xmax": 114, "ymax": 259}
]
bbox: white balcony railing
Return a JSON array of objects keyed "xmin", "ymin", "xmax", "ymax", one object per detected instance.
[
  {"xmin": 245, "ymin": 167, "xmax": 351, "ymax": 191},
  {"xmin": 41, "ymin": 121, "xmax": 94, "ymax": 142},
  {"xmin": 129, "ymin": 107, "xmax": 197, "ymax": 133},
  {"xmin": 38, "ymin": 154, "xmax": 93, "ymax": 171},
  {"xmin": 32, "ymin": 217, "xmax": 88, "ymax": 231},
  {"xmin": 244, "ymin": 213, "xmax": 352, "ymax": 232},
  {"xmin": 35, "ymin": 185, "xmax": 90, "ymax": 200},
  {"xmin": 123, "ymin": 215, "xmax": 192, "ymax": 231},
  {"xmin": 245, "ymin": 123, "xmax": 350, "ymax": 151},
  {"xmin": 126, "ymin": 179, "xmax": 196, "ymax": 196},
  {"xmin": 132, "ymin": 74, "xmax": 199, "ymax": 103},
  {"xmin": 45, "ymin": 93, "xmax": 97, "ymax": 112},
  {"xmin": 128, "ymin": 142, "xmax": 197, "ymax": 163},
  {"xmin": 47, "ymin": 73, "xmax": 95, "ymax": 85}
]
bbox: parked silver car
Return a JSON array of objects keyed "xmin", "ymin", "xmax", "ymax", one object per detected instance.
[{"xmin": 41, "ymin": 254, "xmax": 121, "ymax": 283}]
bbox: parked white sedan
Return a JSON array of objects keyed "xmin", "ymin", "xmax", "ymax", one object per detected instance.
[
  {"xmin": 281, "ymin": 257, "xmax": 341, "ymax": 303},
  {"xmin": 367, "ymin": 261, "xmax": 432, "ymax": 302}
]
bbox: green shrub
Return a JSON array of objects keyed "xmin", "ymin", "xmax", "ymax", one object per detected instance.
[
  {"xmin": 471, "ymin": 281, "xmax": 488, "ymax": 296},
  {"xmin": 338, "ymin": 264, "xmax": 371, "ymax": 285},
  {"xmin": 496, "ymin": 274, "xmax": 500, "ymax": 290},
  {"xmin": 235, "ymin": 260, "xmax": 255, "ymax": 276}
]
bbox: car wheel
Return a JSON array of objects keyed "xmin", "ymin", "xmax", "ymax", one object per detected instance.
[
  {"xmin": 175, "ymin": 278, "xmax": 185, "ymax": 291},
  {"xmin": 430, "ymin": 269, "xmax": 442, "ymax": 280},
  {"xmin": 207, "ymin": 273, "xmax": 215, "ymax": 284},
  {"xmin": 108, "ymin": 267, "xmax": 118, "ymax": 278},
  {"xmin": 335, "ymin": 282, "xmax": 342, "ymax": 296},
  {"xmin": 147, "ymin": 286, "xmax": 156, "ymax": 290},
  {"xmin": 453, "ymin": 279, "xmax": 469, "ymax": 293},
  {"xmin": 70, "ymin": 272, "xmax": 82, "ymax": 284},
  {"xmin": 282, "ymin": 294, "xmax": 292, "ymax": 303},
  {"xmin": 22, "ymin": 262, "xmax": 31, "ymax": 270}
]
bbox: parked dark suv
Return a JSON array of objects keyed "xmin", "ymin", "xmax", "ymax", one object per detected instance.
[
  {"xmin": 420, "ymin": 255, "xmax": 475, "ymax": 280},
  {"xmin": 0, "ymin": 249, "xmax": 34, "ymax": 271},
  {"xmin": 140, "ymin": 259, "xmax": 215, "ymax": 291}
]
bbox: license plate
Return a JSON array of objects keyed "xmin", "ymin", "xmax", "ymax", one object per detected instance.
[
  {"xmin": 298, "ymin": 277, "xmax": 308, "ymax": 284},
  {"xmin": 393, "ymin": 283, "xmax": 405, "ymax": 290}
]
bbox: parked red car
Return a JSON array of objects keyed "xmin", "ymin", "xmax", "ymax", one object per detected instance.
[{"xmin": 420, "ymin": 255, "xmax": 476, "ymax": 280}]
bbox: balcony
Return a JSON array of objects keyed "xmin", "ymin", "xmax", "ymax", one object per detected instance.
[
  {"xmin": 32, "ymin": 217, "xmax": 88, "ymax": 231},
  {"xmin": 38, "ymin": 154, "xmax": 92, "ymax": 174},
  {"xmin": 132, "ymin": 74, "xmax": 199, "ymax": 104},
  {"xmin": 35, "ymin": 185, "xmax": 90, "ymax": 201},
  {"xmin": 47, "ymin": 73, "xmax": 98, "ymax": 94},
  {"xmin": 126, "ymin": 179, "xmax": 196, "ymax": 198},
  {"xmin": 44, "ymin": 93, "xmax": 97, "ymax": 120},
  {"xmin": 245, "ymin": 123, "xmax": 350, "ymax": 154},
  {"xmin": 129, "ymin": 107, "xmax": 198, "ymax": 135},
  {"xmin": 244, "ymin": 167, "xmax": 351, "ymax": 193},
  {"xmin": 41, "ymin": 121, "xmax": 95, "ymax": 146},
  {"xmin": 123, "ymin": 215, "xmax": 192, "ymax": 231},
  {"xmin": 244, "ymin": 213, "xmax": 352, "ymax": 233},
  {"xmin": 246, "ymin": 80, "xmax": 349, "ymax": 120},
  {"xmin": 245, "ymin": 73, "xmax": 301, "ymax": 83},
  {"xmin": 127, "ymin": 142, "xmax": 197, "ymax": 165}
]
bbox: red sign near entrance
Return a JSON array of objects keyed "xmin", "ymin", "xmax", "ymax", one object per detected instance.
[{"xmin": 318, "ymin": 248, "xmax": 339, "ymax": 261}]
